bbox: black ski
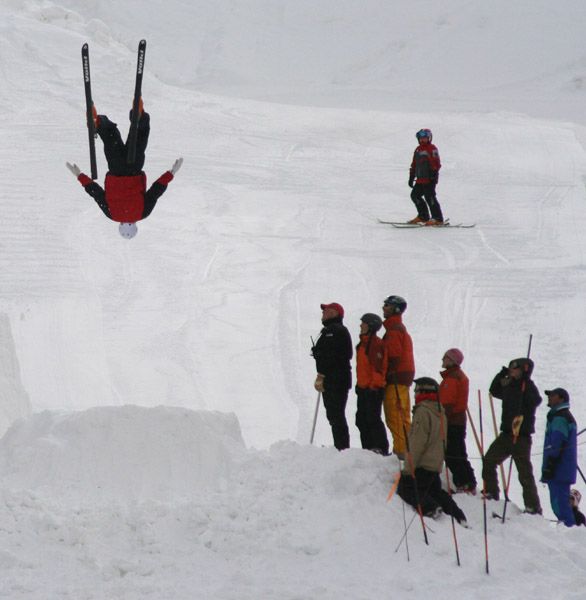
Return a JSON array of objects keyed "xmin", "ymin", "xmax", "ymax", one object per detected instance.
[
  {"xmin": 81, "ymin": 43, "xmax": 98, "ymax": 180},
  {"xmin": 127, "ymin": 39, "xmax": 147, "ymax": 164},
  {"xmin": 378, "ymin": 218, "xmax": 475, "ymax": 229}
]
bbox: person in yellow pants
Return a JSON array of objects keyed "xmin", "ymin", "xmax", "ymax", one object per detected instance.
[
  {"xmin": 384, "ymin": 383, "xmax": 412, "ymax": 458},
  {"xmin": 381, "ymin": 295, "xmax": 415, "ymax": 459}
]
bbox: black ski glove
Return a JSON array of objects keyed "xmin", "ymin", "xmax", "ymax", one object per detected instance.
[
  {"xmin": 498, "ymin": 367, "xmax": 512, "ymax": 387},
  {"xmin": 541, "ymin": 457, "xmax": 558, "ymax": 482},
  {"xmin": 408, "ymin": 176, "xmax": 415, "ymax": 188}
]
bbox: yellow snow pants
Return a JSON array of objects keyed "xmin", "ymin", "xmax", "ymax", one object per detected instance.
[{"xmin": 383, "ymin": 384, "xmax": 411, "ymax": 457}]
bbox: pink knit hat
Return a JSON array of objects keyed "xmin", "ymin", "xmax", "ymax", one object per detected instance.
[{"xmin": 444, "ymin": 348, "xmax": 464, "ymax": 366}]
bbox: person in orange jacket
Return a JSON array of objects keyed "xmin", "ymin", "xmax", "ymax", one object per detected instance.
[
  {"xmin": 355, "ymin": 313, "xmax": 389, "ymax": 455},
  {"xmin": 439, "ymin": 348, "xmax": 477, "ymax": 493},
  {"xmin": 381, "ymin": 295, "xmax": 415, "ymax": 459}
]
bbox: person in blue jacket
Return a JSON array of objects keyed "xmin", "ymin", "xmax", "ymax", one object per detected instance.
[{"xmin": 541, "ymin": 388, "xmax": 577, "ymax": 526}]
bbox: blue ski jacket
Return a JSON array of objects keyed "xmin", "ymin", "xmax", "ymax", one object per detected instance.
[{"xmin": 541, "ymin": 402, "xmax": 577, "ymax": 484}]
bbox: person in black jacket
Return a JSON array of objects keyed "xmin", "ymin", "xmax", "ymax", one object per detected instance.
[
  {"xmin": 481, "ymin": 358, "xmax": 542, "ymax": 514},
  {"xmin": 311, "ymin": 302, "xmax": 353, "ymax": 450}
]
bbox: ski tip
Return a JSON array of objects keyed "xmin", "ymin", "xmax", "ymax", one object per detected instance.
[{"xmin": 82, "ymin": 42, "xmax": 88, "ymax": 51}]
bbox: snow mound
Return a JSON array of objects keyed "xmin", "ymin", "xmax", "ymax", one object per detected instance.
[{"xmin": 0, "ymin": 406, "xmax": 244, "ymax": 503}]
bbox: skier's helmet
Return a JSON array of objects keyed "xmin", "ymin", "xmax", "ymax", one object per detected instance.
[
  {"xmin": 414, "ymin": 377, "xmax": 440, "ymax": 393},
  {"xmin": 119, "ymin": 222, "xmax": 138, "ymax": 239},
  {"xmin": 416, "ymin": 128, "xmax": 433, "ymax": 142},
  {"xmin": 383, "ymin": 295, "xmax": 407, "ymax": 315},
  {"xmin": 360, "ymin": 313, "xmax": 383, "ymax": 333}
]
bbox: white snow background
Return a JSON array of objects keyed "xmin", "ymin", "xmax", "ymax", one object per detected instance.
[{"xmin": 1, "ymin": 0, "xmax": 586, "ymax": 598}]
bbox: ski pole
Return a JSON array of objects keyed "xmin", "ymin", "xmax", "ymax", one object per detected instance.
[
  {"xmin": 466, "ymin": 407, "xmax": 482, "ymax": 455},
  {"xmin": 394, "ymin": 379, "xmax": 429, "ymax": 545},
  {"xmin": 436, "ymin": 393, "xmax": 461, "ymax": 566},
  {"xmin": 479, "ymin": 390, "xmax": 489, "ymax": 575},
  {"xmin": 501, "ymin": 333, "xmax": 532, "ymax": 524},
  {"xmin": 401, "ymin": 489, "xmax": 410, "ymax": 562},
  {"xmin": 394, "ymin": 508, "xmax": 416, "ymax": 555},
  {"xmin": 489, "ymin": 393, "xmax": 508, "ymax": 496},
  {"xmin": 310, "ymin": 391, "xmax": 321, "ymax": 445},
  {"xmin": 578, "ymin": 465, "xmax": 586, "ymax": 486}
]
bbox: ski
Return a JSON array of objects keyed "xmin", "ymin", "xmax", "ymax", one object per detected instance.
[
  {"xmin": 127, "ymin": 39, "xmax": 147, "ymax": 164},
  {"xmin": 378, "ymin": 218, "xmax": 475, "ymax": 229},
  {"xmin": 81, "ymin": 43, "xmax": 98, "ymax": 180}
]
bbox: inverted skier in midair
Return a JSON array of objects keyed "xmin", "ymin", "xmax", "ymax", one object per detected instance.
[{"xmin": 66, "ymin": 99, "xmax": 183, "ymax": 239}]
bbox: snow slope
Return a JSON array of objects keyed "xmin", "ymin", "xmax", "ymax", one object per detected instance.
[{"xmin": 1, "ymin": 0, "xmax": 586, "ymax": 598}]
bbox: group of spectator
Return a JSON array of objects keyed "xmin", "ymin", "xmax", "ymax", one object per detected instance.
[{"xmin": 310, "ymin": 297, "xmax": 584, "ymax": 527}]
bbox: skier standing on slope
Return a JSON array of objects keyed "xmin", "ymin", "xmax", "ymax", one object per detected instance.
[
  {"xmin": 311, "ymin": 303, "xmax": 353, "ymax": 450},
  {"xmin": 541, "ymin": 388, "xmax": 577, "ymax": 526},
  {"xmin": 482, "ymin": 358, "xmax": 543, "ymax": 514},
  {"xmin": 381, "ymin": 295, "xmax": 415, "ymax": 460},
  {"xmin": 355, "ymin": 313, "xmax": 389, "ymax": 455},
  {"xmin": 407, "ymin": 128, "xmax": 444, "ymax": 226},
  {"xmin": 66, "ymin": 100, "xmax": 183, "ymax": 239},
  {"xmin": 439, "ymin": 348, "xmax": 477, "ymax": 493}
]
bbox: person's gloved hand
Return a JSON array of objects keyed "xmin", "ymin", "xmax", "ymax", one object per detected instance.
[
  {"xmin": 512, "ymin": 415, "xmax": 524, "ymax": 437},
  {"xmin": 171, "ymin": 157, "xmax": 183, "ymax": 175},
  {"xmin": 541, "ymin": 458, "xmax": 557, "ymax": 482},
  {"xmin": 314, "ymin": 374, "xmax": 325, "ymax": 393},
  {"xmin": 66, "ymin": 162, "xmax": 81, "ymax": 177},
  {"xmin": 429, "ymin": 171, "xmax": 438, "ymax": 185},
  {"xmin": 408, "ymin": 176, "xmax": 415, "ymax": 188},
  {"xmin": 499, "ymin": 367, "xmax": 511, "ymax": 386}
]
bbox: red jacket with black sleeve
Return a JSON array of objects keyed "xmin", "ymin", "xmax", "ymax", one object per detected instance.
[
  {"xmin": 409, "ymin": 141, "xmax": 441, "ymax": 185},
  {"xmin": 77, "ymin": 170, "xmax": 174, "ymax": 222}
]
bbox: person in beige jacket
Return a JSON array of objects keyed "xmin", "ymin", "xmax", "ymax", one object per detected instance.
[{"xmin": 397, "ymin": 377, "xmax": 467, "ymax": 524}]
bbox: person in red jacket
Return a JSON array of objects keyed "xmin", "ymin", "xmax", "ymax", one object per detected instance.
[
  {"xmin": 439, "ymin": 348, "xmax": 477, "ymax": 493},
  {"xmin": 407, "ymin": 128, "xmax": 444, "ymax": 226},
  {"xmin": 381, "ymin": 295, "xmax": 415, "ymax": 460},
  {"xmin": 66, "ymin": 101, "xmax": 183, "ymax": 239},
  {"xmin": 355, "ymin": 313, "xmax": 389, "ymax": 455}
]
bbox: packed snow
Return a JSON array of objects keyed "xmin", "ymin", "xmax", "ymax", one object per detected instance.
[{"xmin": 1, "ymin": 0, "xmax": 586, "ymax": 598}]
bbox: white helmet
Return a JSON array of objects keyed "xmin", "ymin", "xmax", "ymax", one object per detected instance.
[{"xmin": 119, "ymin": 222, "xmax": 138, "ymax": 239}]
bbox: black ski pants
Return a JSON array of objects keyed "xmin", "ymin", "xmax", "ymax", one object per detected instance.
[
  {"xmin": 398, "ymin": 468, "xmax": 466, "ymax": 522},
  {"xmin": 355, "ymin": 388, "xmax": 389, "ymax": 454},
  {"xmin": 410, "ymin": 183, "xmax": 444, "ymax": 222},
  {"xmin": 322, "ymin": 386, "xmax": 350, "ymax": 450},
  {"xmin": 97, "ymin": 112, "xmax": 150, "ymax": 176},
  {"xmin": 446, "ymin": 425, "xmax": 477, "ymax": 488}
]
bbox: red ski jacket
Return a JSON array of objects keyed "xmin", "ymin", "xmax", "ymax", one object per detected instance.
[
  {"xmin": 409, "ymin": 141, "xmax": 441, "ymax": 185},
  {"xmin": 356, "ymin": 333, "xmax": 387, "ymax": 390},
  {"xmin": 439, "ymin": 366, "xmax": 469, "ymax": 427},
  {"xmin": 382, "ymin": 315, "xmax": 415, "ymax": 386},
  {"xmin": 78, "ymin": 170, "xmax": 174, "ymax": 222}
]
